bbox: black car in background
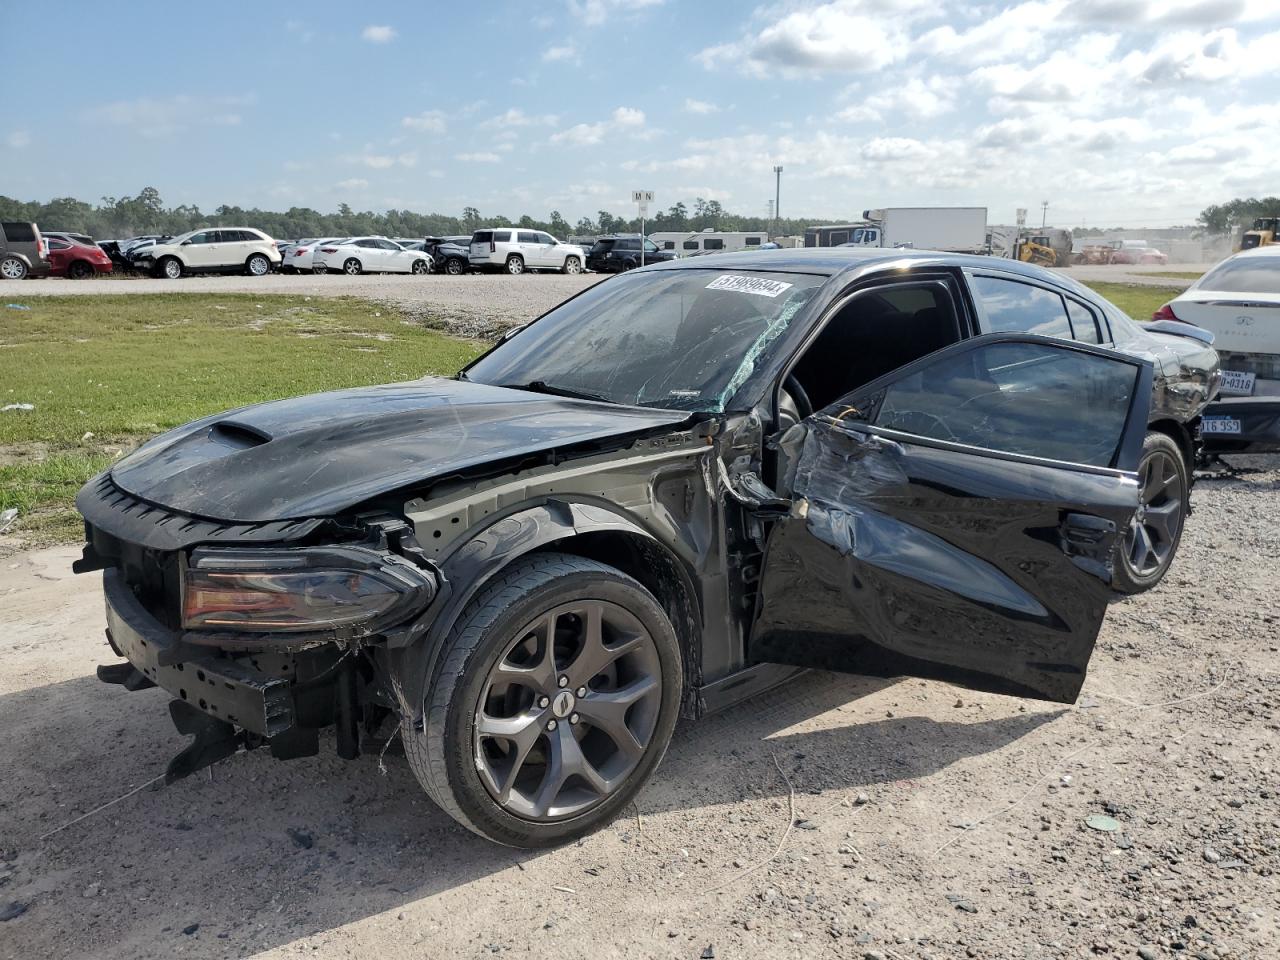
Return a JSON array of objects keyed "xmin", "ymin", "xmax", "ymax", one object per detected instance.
[
  {"xmin": 586, "ymin": 235, "xmax": 677, "ymax": 272},
  {"xmin": 77, "ymin": 249, "xmax": 1216, "ymax": 847},
  {"xmin": 424, "ymin": 236, "xmax": 472, "ymax": 275}
]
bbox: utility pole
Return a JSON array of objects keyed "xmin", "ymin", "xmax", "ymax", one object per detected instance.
[
  {"xmin": 1041, "ymin": 200, "xmax": 1049, "ymax": 229},
  {"xmin": 766, "ymin": 199, "xmax": 774, "ymax": 221},
  {"xmin": 773, "ymin": 166, "xmax": 783, "ymax": 234}
]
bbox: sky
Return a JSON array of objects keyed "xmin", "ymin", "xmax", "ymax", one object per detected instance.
[{"xmin": 3, "ymin": 0, "xmax": 1279, "ymax": 228}]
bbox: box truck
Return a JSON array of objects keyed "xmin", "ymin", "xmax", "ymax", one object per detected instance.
[{"xmin": 804, "ymin": 207, "xmax": 989, "ymax": 254}]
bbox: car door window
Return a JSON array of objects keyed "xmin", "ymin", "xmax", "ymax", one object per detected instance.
[
  {"xmin": 972, "ymin": 275, "xmax": 1072, "ymax": 339},
  {"xmin": 49, "ymin": 239, "xmax": 70, "ymax": 250},
  {"xmin": 187, "ymin": 232, "xmax": 211, "ymax": 245},
  {"xmin": 356, "ymin": 239, "xmax": 380, "ymax": 248},
  {"xmin": 867, "ymin": 339, "xmax": 1140, "ymax": 468},
  {"xmin": 517, "ymin": 231, "xmax": 540, "ymax": 244},
  {"xmin": 1065, "ymin": 298, "xmax": 1101, "ymax": 344}
]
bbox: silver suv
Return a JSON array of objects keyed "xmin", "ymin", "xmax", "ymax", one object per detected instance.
[{"xmin": 469, "ymin": 229, "xmax": 585, "ymax": 275}]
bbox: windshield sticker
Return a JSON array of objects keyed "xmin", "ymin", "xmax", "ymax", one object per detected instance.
[{"xmin": 706, "ymin": 275, "xmax": 794, "ymax": 298}]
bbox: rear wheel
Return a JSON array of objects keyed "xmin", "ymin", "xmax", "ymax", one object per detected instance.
[
  {"xmin": 159, "ymin": 257, "xmax": 183, "ymax": 280},
  {"xmin": 505, "ymin": 255, "xmax": 525, "ymax": 275},
  {"xmin": 1112, "ymin": 432, "xmax": 1188, "ymax": 594},
  {"xmin": 403, "ymin": 552, "xmax": 682, "ymax": 847},
  {"xmin": 246, "ymin": 253, "xmax": 271, "ymax": 276},
  {"xmin": 0, "ymin": 257, "xmax": 27, "ymax": 280},
  {"xmin": 67, "ymin": 260, "xmax": 93, "ymax": 279},
  {"xmin": 562, "ymin": 256, "xmax": 582, "ymax": 275},
  {"xmin": 343, "ymin": 258, "xmax": 362, "ymax": 276}
]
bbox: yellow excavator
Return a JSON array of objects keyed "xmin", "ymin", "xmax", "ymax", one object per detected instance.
[{"xmin": 1241, "ymin": 217, "xmax": 1279, "ymax": 250}]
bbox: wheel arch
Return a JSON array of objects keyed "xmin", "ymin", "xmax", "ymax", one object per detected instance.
[
  {"xmin": 392, "ymin": 498, "xmax": 703, "ymax": 725},
  {"xmin": 1147, "ymin": 417, "xmax": 1194, "ymax": 476}
]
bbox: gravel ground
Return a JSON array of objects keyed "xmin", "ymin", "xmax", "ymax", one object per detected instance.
[{"xmin": 1, "ymin": 458, "xmax": 1277, "ymax": 959}]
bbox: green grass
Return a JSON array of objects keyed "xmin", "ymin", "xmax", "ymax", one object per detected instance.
[
  {"xmin": 0, "ymin": 294, "xmax": 482, "ymax": 542},
  {"xmin": 1141, "ymin": 271, "xmax": 1205, "ymax": 281},
  {"xmin": 1078, "ymin": 282, "xmax": 1183, "ymax": 322}
]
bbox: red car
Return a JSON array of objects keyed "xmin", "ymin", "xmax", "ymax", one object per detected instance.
[{"xmin": 47, "ymin": 237, "xmax": 113, "ymax": 278}]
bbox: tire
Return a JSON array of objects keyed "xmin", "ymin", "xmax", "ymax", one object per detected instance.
[
  {"xmin": 505, "ymin": 255, "xmax": 525, "ymax": 275},
  {"xmin": 562, "ymin": 256, "xmax": 582, "ymax": 275},
  {"xmin": 411, "ymin": 258, "xmax": 431, "ymax": 275},
  {"xmin": 343, "ymin": 258, "xmax": 362, "ymax": 276},
  {"xmin": 1112, "ymin": 432, "xmax": 1188, "ymax": 594},
  {"xmin": 403, "ymin": 552, "xmax": 682, "ymax": 848},
  {"xmin": 622, "ymin": 258, "xmax": 638, "ymax": 271},
  {"xmin": 159, "ymin": 257, "xmax": 183, "ymax": 280},
  {"xmin": 67, "ymin": 260, "xmax": 93, "ymax": 279},
  {"xmin": 246, "ymin": 253, "xmax": 271, "ymax": 277},
  {"xmin": 313, "ymin": 264, "xmax": 326, "ymax": 275},
  {"xmin": 1, "ymin": 256, "xmax": 29, "ymax": 280},
  {"xmin": 445, "ymin": 257, "xmax": 466, "ymax": 276}
]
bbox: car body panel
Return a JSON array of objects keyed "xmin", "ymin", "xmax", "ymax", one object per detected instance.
[
  {"xmin": 46, "ymin": 238, "xmax": 114, "ymax": 277},
  {"xmin": 103, "ymin": 378, "xmax": 691, "ymax": 523}
]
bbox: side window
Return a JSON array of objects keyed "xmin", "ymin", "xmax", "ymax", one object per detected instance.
[
  {"xmin": 356, "ymin": 239, "xmax": 379, "ymax": 248},
  {"xmin": 472, "ymin": 231, "xmax": 491, "ymax": 245},
  {"xmin": 517, "ymin": 231, "xmax": 540, "ymax": 244},
  {"xmin": 187, "ymin": 232, "xmax": 211, "ymax": 244},
  {"xmin": 3, "ymin": 223, "xmax": 36, "ymax": 242},
  {"xmin": 704, "ymin": 238, "xmax": 724, "ymax": 250},
  {"xmin": 663, "ymin": 241, "xmax": 674, "ymax": 250},
  {"xmin": 493, "ymin": 230, "xmax": 512, "ymax": 243},
  {"xmin": 378, "ymin": 239, "xmax": 401, "ymax": 250},
  {"xmin": 971, "ymin": 275, "xmax": 1072, "ymax": 339},
  {"xmin": 745, "ymin": 236, "xmax": 762, "ymax": 246},
  {"xmin": 536, "ymin": 233, "xmax": 556, "ymax": 245},
  {"xmin": 682, "ymin": 240, "xmax": 699, "ymax": 251},
  {"xmin": 644, "ymin": 240, "xmax": 660, "ymax": 254},
  {"xmin": 871, "ymin": 340, "xmax": 1139, "ymax": 468},
  {"xmin": 1065, "ymin": 298, "xmax": 1101, "ymax": 344}
]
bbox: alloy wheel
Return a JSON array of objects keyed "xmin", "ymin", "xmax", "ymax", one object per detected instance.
[
  {"xmin": 446, "ymin": 258, "xmax": 465, "ymax": 275},
  {"xmin": 506, "ymin": 256, "xmax": 524, "ymax": 275},
  {"xmin": 1123, "ymin": 448, "xmax": 1184, "ymax": 578},
  {"xmin": 412, "ymin": 259, "xmax": 430, "ymax": 275},
  {"xmin": 564, "ymin": 257, "xmax": 582, "ymax": 275},
  {"xmin": 163, "ymin": 259, "xmax": 182, "ymax": 279},
  {"xmin": 473, "ymin": 599, "xmax": 662, "ymax": 821},
  {"xmin": 1, "ymin": 257, "xmax": 28, "ymax": 279},
  {"xmin": 248, "ymin": 255, "xmax": 269, "ymax": 276}
]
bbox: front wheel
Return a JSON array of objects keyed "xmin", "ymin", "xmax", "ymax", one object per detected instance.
[
  {"xmin": 562, "ymin": 256, "xmax": 582, "ymax": 275},
  {"xmin": 505, "ymin": 255, "xmax": 525, "ymax": 275},
  {"xmin": 403, "ymin": 553, "xmax": 682, "ymax": 847},
  {"xmin": 1112, "ymin": 432, "xmax": 1188, "ymax": 594},
  {"xmin": 343, "ymin": 258, "xmax": 362, "ymax": 276},
  {"xmin": 159, "ymin": 257, "xmax": 183, "ymax": 280},
  {"xmin": 411, "ymin": 258, "xmax": 431, "ymax": 275}
]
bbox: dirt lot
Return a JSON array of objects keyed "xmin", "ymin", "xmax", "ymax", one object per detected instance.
[{"xmin": 1, "ymin": 458, "xmax": 1277, "ymax": 959}]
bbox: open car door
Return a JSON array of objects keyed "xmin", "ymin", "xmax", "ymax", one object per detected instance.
[{"xmin": 749, "ymin": 333, "xmax": 1153, "ymax": 703}]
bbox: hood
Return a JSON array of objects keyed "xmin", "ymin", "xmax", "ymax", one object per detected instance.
[{"xmin": 108, "ymin": 377, "xmax": 690, "ymax": 523}]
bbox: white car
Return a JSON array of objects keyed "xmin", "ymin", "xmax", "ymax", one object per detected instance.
[
  {"xmin": 468, "ymin": 229, "xmax": 586, "ymax": 275},
  {"xmin": 280, "ymin": 237, "xmax": 341, "ymax": 274},
  {"xmin": 133, "ymin": 228, "xmax": 281, "ymax": 279},
  {"xmin": 1157, "ymin": 246, "xmax": 1280, "ymax": 397},
  {"xmin": 312, "ymin": 237, "xmax": 432, "ymax": 276}
]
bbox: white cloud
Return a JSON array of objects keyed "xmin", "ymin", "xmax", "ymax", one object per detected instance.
[
  {"xmin": 550, "ymin": 106, "xmax": 646, "ymax": 147},
  {"xmin": 401, "ymin": 110, "xmax": 447, "ymax": 133},
  {"xmin": 86, "ymin": 94, "xmax": 254, "ymax": 139},
  {"xmin": 567, "ymin": 0, "xmax": 664, "ymax": 27},
  {"xmin": 6, "ymin": 130, "xmax": 31, "ymax": 149},
  {"xmin": 551, "ymin": 122, "xmax": 608, "ymax": 146},
  {"xmin": 683, "ymin": 98, "xmax": 719, "ymax": 115},
  {"xmin": 344, "ymin": 152, "xmax": 418, "ymax": 169},
  {"xmin": 542, "ymin": 44, "xmax": 577, "ymax": 62},
  {"xmin": 696, "ymin": 0, "xmax": 928, "ymax": 75},
  {"xmin": 480, "ymin": 108, "xmax": 559, "ymax": 129},
  {"xmin": 612, "ymin": 106, "xmax": 645, "ymax": 127},
  {"xmin": 456, "ymin": 151, "xmax": 501, "ymax": 163},
  {"xmin": 918, "ymin": 1, "xmax": 1067, "ymax": 66},
  {"xmin": 334, "ymin": 178, "xmax": 369, "ymax": 191},
  {"xmin": 361, "ymin": 24, "xmax": 396, "ymax": 43},
  {"xmin": 837, "ymin": 75, "xmax": 956, "ymax": 123}
]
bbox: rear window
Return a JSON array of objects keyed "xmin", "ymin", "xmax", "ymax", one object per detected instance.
[
  {"xmin": 472, "ymin": 231, "xmax": 492, "ymax": 244},
  {"xmin": 3, "ymin": 222, "xmax": 36, "ymax": 243},
  {"xmin": 972, "ymin": 275, "xmax": 1072, "ymax": 339},
  {"xmin": 1197, "ymin": 257, "xmax": 1280, "ymax": 294}
]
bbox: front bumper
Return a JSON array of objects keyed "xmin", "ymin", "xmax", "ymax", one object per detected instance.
[
  {"xmin": 1200, "ymin": 395, "xmax": 1280, "ymax": 454},
  {"xmin": 103, "ymin": 568, "xmax": 295, "ymax": 737}
]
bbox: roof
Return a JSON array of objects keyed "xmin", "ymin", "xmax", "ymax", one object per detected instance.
[{"xmin": 644, "ymin": 246, "xmax": 1067, "ymax": 282}]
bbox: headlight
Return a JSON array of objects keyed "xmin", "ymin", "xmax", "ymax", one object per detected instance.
[{"xmin": 182, "ymin": 545, "xmax": 436, "ymax": 637}]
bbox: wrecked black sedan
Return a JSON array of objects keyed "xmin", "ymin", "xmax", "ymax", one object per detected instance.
[{"xmin": 76, "ymin": 249, "xmax": 1215, "ymax": 847}]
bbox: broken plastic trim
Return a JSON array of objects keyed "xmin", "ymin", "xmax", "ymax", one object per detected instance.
[{"xmin": 182, "ymin": 544, "xmax": 437, "ymax": 639}]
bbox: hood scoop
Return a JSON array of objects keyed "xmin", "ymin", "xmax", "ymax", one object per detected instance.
[{"xmin": 210, "ymin": 420, "xmax": 273, "ymax": 449}]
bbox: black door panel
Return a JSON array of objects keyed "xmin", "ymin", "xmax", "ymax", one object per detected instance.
[{"xmin": 749, "ymin": 334, "xmax": 1153, "ymax": 704}]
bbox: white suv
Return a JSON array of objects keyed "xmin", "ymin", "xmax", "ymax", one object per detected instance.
[
  {"xmin": 137, "ymin": 228, "xmax": 281, "ymax": 279},
  {"xmin": 469, "ymin": 229, "xmax": 586, "ymax": 275}
]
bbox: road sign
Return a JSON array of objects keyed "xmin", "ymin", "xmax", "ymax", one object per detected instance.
[
  {"xmin": 633, "ymin": 191, "xmax": 654, "ymax": 266},
  {"xmin": 632, "ymin": 190, "xmax": 654, "ymax": 203}
]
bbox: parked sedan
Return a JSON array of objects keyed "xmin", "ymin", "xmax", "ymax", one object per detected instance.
[
  {"xmin": 1156, "ymin": 247, "xmax": 1280, "ymax": 453},
  {"xmin": 46, "ymin": 236, "xmax": 114, "ymax": 278},
  {"xmin": 312, "ymin": 237, "xmax": 432, "ymax": 275},
  {"xmin": 76, "ymin": 249, "xmax": 1212, "ymax": 848},
  {"xmin": 280, "ymin": 237, "xmax": 342, "ymax": 274}
]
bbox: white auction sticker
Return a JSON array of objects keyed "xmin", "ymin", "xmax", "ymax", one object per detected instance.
[{"xmin": 705, "ymin": 275, "xmax": 793, "ymax": 298}]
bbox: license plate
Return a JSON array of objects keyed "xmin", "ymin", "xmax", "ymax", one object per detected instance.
[
  {"xmin": 1218, "ymin": 370, "xmax": 1256, "ymax": 396},
  {"xmin": 1202, "ymin": 417, "xmax": 1242, "ymax": 435}
]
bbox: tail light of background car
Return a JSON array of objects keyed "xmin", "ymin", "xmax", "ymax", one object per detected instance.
[
  {"xmin": 294, "ymin": 248, "xmax": 308, "ymax": 257},
  {"xmin": 319, "ymin": 247, "xmax": 339, "ymax": 254},
  {"xmin": 182, "ymin": 545, "xmax": 436, "ymax": 638},
  {"xmin": 1152, "ymin": 303, "xmax": 1183, "ymax": 322}
]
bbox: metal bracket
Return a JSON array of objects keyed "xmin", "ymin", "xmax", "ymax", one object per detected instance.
[
  {"xmin": 96, "ymin": 661, "xmax": 157, "ymax": 692},
  {"xmin": 165, "ymin": 699, "xmax": 243, "ymax": 784}
]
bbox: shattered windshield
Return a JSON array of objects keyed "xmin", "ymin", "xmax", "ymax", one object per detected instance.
[{"xmin": 463, "ymin": 270, "xmax": 823, "ymax": 412}]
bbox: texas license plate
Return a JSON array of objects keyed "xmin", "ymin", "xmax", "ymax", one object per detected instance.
[
  {"xmin": 1202, "ymin": 417, "xmax": 1242, "ymax": 435},
  {"xmin": 1218, "ymin": 370, "xmax": 1256, "ymax": 396}
]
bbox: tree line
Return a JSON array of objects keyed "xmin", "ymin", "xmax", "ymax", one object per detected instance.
[
  {"xmin": 0, "ymin": 188, "xmax": 837, "ymax": 242},
  {"xmin": 1197, "ymin": 197, "xmax": 1280, "ymax": 236}
]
